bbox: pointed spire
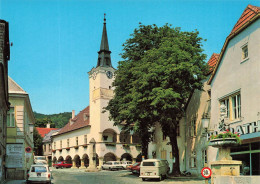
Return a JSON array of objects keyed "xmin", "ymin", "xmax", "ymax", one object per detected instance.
[{"xmin": 97, "ymin": 13, "xmax": 112, "ymax": 68}]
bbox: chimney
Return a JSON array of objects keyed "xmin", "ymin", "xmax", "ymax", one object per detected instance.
[
  {"xmin": 72, "ymin": 110, "xmax": 75, "ymax": 119},
  {"xmin": 46, "ymin": 123, "xmax": 50, "ymax": 128}
]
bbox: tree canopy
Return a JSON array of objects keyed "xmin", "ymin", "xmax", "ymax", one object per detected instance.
[{"xmin": 105, "ymin": 23, "xmax": 208, "ymax": 175}]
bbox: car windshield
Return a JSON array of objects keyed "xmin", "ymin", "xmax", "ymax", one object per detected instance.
[
  {"xmin": 114, "ymin": 162, "xmax": 119, "ymax": 165},
  {"xmin": 31, "ymin": 166, "xmax": 47, "ymax": 172},
  {"xmin": 143, "ymin": 162, "xmax": 156, "ymax": 166},
  {"xmin": 35, "ymin": 157, "xmax": 46, "ymax": 160}
]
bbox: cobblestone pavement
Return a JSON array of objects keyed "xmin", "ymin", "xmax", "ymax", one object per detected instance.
[{"xmin": 4, "ymin": 168, "xmax": 206, "ymax": 184}]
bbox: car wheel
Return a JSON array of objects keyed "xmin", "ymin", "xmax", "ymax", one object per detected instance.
[
  {"xmin": 101, "ymin": 166, "xmax": 104, "ymax": 170},
  {"xmin": 142, "ymin": 178, "xmax": 146, "ymax": 181},
  {"xmin": 109, "ymin": 167, "xmax": 111, "ymax": 171},
  {"xmin": 56, "ymin": 167, "xmax": 58, "ymax": 169}
]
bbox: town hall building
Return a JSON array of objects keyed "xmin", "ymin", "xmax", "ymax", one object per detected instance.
[{"xmin": 51, "ymin": 17, "xmax": 141, "ymax": 169}]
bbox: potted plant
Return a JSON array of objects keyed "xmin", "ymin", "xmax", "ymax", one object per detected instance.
[
  {"xmin": 105, "ymin": 142, "xmax": 116, "ymax": 146},
  {"xmin": 82, "ymin": 144, "xmax": 88, "ymax": 148},
  {"xmin": 209, "ymin": 129, "xmax": 241, "ymax": 147},
  {"xmin": 58, "ymin": 148, "xmax": 62, "ymax": 152},
  {"xmin": 123, "ymin": 144, "xmax": 130, "ymax": 148}
]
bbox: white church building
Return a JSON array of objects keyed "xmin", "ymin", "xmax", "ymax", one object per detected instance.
[{"xmin": 51, "ymin": 17, "xmax": 141, "ymax": 169}]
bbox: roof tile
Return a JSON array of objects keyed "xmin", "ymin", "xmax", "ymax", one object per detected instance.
[
  {"xmin": 230, "ymin": 5, "xmax": 260, "ymax": 34},
  {"xmin": 56, "ymin": 106, "xmax": 90, "ymax": 136},
  {"xmin": 36, "ymin": 128, "xmax": 59, "ymax": 138}
]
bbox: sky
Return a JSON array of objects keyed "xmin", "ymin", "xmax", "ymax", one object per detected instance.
[{"xmin": 0, "ymin": 0, "xmax": 259, "ymax": 115}]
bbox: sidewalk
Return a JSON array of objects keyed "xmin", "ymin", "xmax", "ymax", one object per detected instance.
[{"xmin": 3, "ymin": 180, "xmax": 25, "ymax": 184}]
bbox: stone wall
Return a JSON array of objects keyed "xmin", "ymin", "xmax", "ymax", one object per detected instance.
[{"xmin": 214, "ymin": 175, "xmax": 260, "ymax": 184}]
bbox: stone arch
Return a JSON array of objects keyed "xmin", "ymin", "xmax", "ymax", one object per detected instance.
[
  {"xmin": 82, "ymin": 154, "xmax": 89, "ymax": 167},
  {"xmin": 58, "ymin": 156, "xmax": 64, "ymax": 162},
  {"xmin": 120, "ymin": 153, "xmax": 133, "ymax": 161},
  {"xmin": 73, "ymin": 155, "xmax": 81, "ymax": 168},
  {"xmin": 102, "ymin": 128, "xmax": 117, "ymax": 142},
  {"xmin": 52, "ymin": 156, "xmax": 57, "ymax": 164},
  {"xmin": 65, "ymin": 155, "xmax": 72, "ymax": 164},
  {"xmin": 120, "ymin": 130, "xmax": 131, "ymax": 143},
  {"xmin": 104, "ymin": 152, "xmax": 117, "ymax": 162},
  {"xmin": 136, "ymin": 153, "xmax": 142, "ymax": 162}
]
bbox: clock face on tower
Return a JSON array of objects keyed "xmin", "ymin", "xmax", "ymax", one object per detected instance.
[{"xmin": 106, "ymin": 71, "xmax": 113, "ymax": 79}]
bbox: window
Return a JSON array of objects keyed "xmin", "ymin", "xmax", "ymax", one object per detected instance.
[
  {"xmin": 190, "ymin": 151, "xmax": 196, "ymax": 168},
  {"xmin": 190, "ymin": 119, "xmax": 196, "ymax": 137},
  {"xmin": 60, "ymin": 141, "xmax": 62, "ymax": 148},
  {"xmin": 242, "ymin": 44, "xmax": 248, "ymax": 60},
  {"xmin": 54, "ymin": 142, "xmax": 56, "ymax": 149},
  {"xmin": 220, "ymin": 93, "xmax": 241, "ymax": 121},
  {"xmin": 43, "ymin": 145, "xmax": 46, "ymax": 152},
  {"xmin": 84, "ymin": 135, "xmax": 87, "ymax": 144},
  {"xmin": 202, "ymin": 149, "xmax": 207, "ymax": 164},
  {"xmin": 49, "ymin": 144, "xmax": 51, "ymax": 151},
  {"xmin": 7, "ymin": 107, "xmax": 15, "ymax": 127},
  {"xmin": 76, "ymin": 137, "xmax": 78, "ymax": 146},
  {"xmin": 67, "ymin": 139, "xmax": 70, "ymax": 147},
  {"xmin": 161, "ymin": 150, "xmax": 167, "ymax": 159}
]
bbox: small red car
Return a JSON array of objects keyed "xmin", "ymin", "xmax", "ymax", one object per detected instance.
[
  {"xmin": 131, "ymin": 162, "xmax": 141, "ymax": 174},
  {"xmin": 53, "ymin": 161, "xmax": 72, "ymax": 169},
  {"xmin": 127, "ymin": 162, "xmax": 140, "ymax": 171}
]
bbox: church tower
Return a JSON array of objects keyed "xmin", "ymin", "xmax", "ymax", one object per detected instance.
[{"xmin": 88, "ymin": 15, "xmax": 117, "ymax": 142}]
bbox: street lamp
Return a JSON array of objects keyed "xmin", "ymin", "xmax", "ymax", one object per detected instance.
[{"xmin": 202, "ymin": 112, "xmax": 210, "ymax": 134}]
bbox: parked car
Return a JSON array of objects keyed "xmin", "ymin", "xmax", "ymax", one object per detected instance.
[
  {"xmin": 101, "ymin": 161, "xmax": 123, "ymax": 170},
  {"xmin": 34, "ymin": 156, "xmax": 47, "ymax": 164},
  {"xmin": 131, "ymin": 162, "xmax": 141, "ymax": 174},
  {"xmin": 126, "ymin": 162, "xmax": 140, "ymax": 171},
  {"xmin": 27, "ymin": 164, "xmax": 51, "ymax": 184},
  {"xmin": 139, "ymin": 159, "xmax": 170, "ymax": 181},
  {"xmin": 121, "ymin": 161, "xmax": 132, "ymax": 169},
  {"xmin": 53, "ymin": 161, "xmax": 72, "ymax": 169}
]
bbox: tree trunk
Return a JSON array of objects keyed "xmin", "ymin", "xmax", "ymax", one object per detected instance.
[
  {"xmin": 169, "ymin": 132, "xmax": 180, "ymax": 176},
  {"xmin": 141, "ymin": 137, "xmax": 149, "ymax": 159}
]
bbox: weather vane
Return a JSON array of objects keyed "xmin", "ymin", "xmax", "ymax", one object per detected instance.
[{"xmin": 104, "ymin": 13, "xmax": 106, "ymax": 23}]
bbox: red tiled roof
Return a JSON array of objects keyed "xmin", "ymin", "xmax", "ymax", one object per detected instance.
[
  {"xmin": 208, "ymin": 4, "xmax": 260, "ymax": 84},
  {"xmin": 230, "ymin": 5, "xmax": 260, "ymax": 34},
  {"xmin": 36, "ymin": 128, "xmax": 59, "ymax": 138},
  {"xmin": 55, "ymin": 106, "xmax": 90, "ymax": 136},
  {"xmin": 207, "ymin": 53, "xmax": 219, "ymax": 72}
]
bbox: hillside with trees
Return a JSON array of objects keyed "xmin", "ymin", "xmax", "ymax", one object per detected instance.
[{"xmin": 33, "ymin": 111, "xmax": 71, "ymax": 128}]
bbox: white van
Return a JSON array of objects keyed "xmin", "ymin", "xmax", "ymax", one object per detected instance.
[{"xmin": 139, "ymin": 159, "xmax": 170, "ymax": 181}]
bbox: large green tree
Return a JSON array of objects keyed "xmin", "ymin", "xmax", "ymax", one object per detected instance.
[
  {"xmin": 105, "ymin": 24, "xmax": 207, "ymax": 175},
  {"xmin": 33, "ymin": 127, "xmax": 43, "ymax": 155}
]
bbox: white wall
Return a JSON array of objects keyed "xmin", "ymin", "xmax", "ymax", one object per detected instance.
[{"xmin": 209, "ymin": 19, "xmax": 260, "ymax": 163}]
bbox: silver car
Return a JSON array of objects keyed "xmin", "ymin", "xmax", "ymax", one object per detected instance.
[
  {"xmin": 27, "ymin": 164, "xmax": 51, "ymax": 184},
  {"xmin": 101, "ymin": 161, "xmax": 123, "ymax": 170}
]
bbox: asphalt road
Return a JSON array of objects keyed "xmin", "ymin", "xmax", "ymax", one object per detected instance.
[{"xmin": 5, "ymin": 168, "xmax": 205, "ymax": 184}]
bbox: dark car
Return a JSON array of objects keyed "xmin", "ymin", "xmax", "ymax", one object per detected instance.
[
  {"xmin": 53, "ymin": 161, "xmax": 72, "ymax": 169},
  {"xmin": 131, "ymin": 162, "xmax": 141, "ymax": 174}
]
